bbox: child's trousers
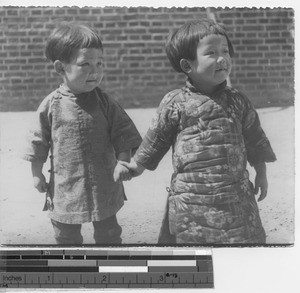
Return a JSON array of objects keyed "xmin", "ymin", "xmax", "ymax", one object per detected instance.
[{"xmin": 51, "ymin": 214, "xmax": 122, "ymax": 245}]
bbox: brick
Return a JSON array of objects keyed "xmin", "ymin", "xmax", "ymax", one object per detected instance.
[
  {"xmin": 28, "ymin": 44, "xmax": 43, "ymax": 50},
  {"xmin": 43, "ymin": 9, "xmax": 53, "ymax": 15},
  {"xmin": 222, "ymin": 19, "xmax": 233, "ymax": 25},
  {"xmin": 266, "ymin": 10, "xmax": 289, "ymax": 17},
  {"xmin": 258, "ymin": 18, "xmax": 269, "ymax": 24},
  {"xmin": 4, "ymin": 70, "xmax": 26, "ymax": 77},
  {"xmin": 270, "ymin": 32, "xmax": 281, "ymax": 37},
  {"xmin": 242, "ymin": 11, "xmax": 265, "ymax": 17},
  {"xmin": 281, "ymin": 31, "xmax": 294, "ymax": 38},
  {"xmin": 31, "ymin": 9, "xmax": 42, "ymax": 15},
  {"xmin": 247, "ymin": 72, "xmax": 257, "ymax": 77},
  {"xmin": 147, "ymin": 14, "xmax": 170, "ymax": 20},
  {"xmin": 171, "ymin": 14, "xmax": 194, "ymax": 20},
  {"xmin": 27, "ymin": 16, "xmax": 50, "ymax": 22},
  {"xmin": 245, "ymin": 19, "xmax": 258, "ymax": 24},
  {"xmin": 123, "ymin": 14, "xmax": 143, "ymax": 21},
  {"xmin": 10, "ymin": 78, "xmax": 22, "ymax": 84},
  {"xmin": 4, "ymin": 45, "xmax": 25, "ymax": 51},
  {"xmin": 282, "ymin": 18, "xmax": 294, "ymax": 24},
  {"xmin": 258, "ymin": 46, "xmax": 269, "ymax": 51},
  {"xmin": 124, "ymin": 29, "xmax": 147, "ymax": 34},
  {"xmin": 219, "ymin": 12, "xmax": 242, "ymax": 18},
  {"xmin": 265, "ymin": 39, "xmax": 287, "ymax": 44},
  {"xmin": 100, "ymin": 29, "xmax": 122, "ymax": 35},
  {"xmin": 74, "ymin": 15, "xmax": 97, "ymax": 22},
  {"xmin": 242, "ymin": 25, "xmax": 264, "ymax": 31},
  {"xmin": 4, "ymin": 30, "xmax": 25, "ymax": 37},
  {"xmin": 123, "ymin": 56, "xmax": 145, "ymax": 61},
  {"xmin": 268, "ymin": 59, "xmax": 281, "ymax": 64},
  {"xmin": 8, "ymin": 51, "xmax": 20, "ymax": 57},
  {"xmin": 54, "ymin": 9, "xmax": 66, "ymax": 15},
  {"xmin": 3, "ymin": 17, "xmax": 25, "ymax": 24},
  {"xmin": 149, "ymin": 28, "xmax": 169, "ymax": 34},
  {"xmin": 150, "ymin": 7, "xmax": 165, "ymax": 13},
  {"xmin": 242, "ymin": 39, "xmax": 264, "ymax": 45},
  {"xmin": 240, "ymin": 52, "xmax": 263, "ymax": 58},
  {"xmin": 27, "ymin": 58, "xmax": 44, "ymax": 63},
  {"xmin": 7, "ymin": 10, "xmax": 18, "ymax": 16},
  {"xmin": 267, "ymin": 24, "xmax": 287, "ymax": 31},
  {"xmin": 141, "ymin": 35, "xmax": 151, "ymax": 41},
  {"xmin": 153, "ymin": 35, "xmax": 164, "ymax": 41},
  {"xmin": 258, "ymin": 32, "xmax": 269, "ymax": 38},
  {"xmin": 282, "ymin": 45, "xmax": 293, "ymax": 50},
  {"xmin": 79, "ymin": 9, "xmax": 90, "ymax": 14}
]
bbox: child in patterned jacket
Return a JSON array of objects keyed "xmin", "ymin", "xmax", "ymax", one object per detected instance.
[
  {"xmin": 22, "ymin": 22, "xmax": 142, "ymax": 245},
  {"xmin": 115, "ymin": 19, "xmax": 276, "ymax": 244}
]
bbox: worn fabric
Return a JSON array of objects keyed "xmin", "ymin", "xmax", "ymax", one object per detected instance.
[
  {"xmin": 23, "ymin": 85, "xmax": 142, "ymax": 224},
  {"xmin": 135, "ymin": 80, "xmax": 276, "ymax": 244}
]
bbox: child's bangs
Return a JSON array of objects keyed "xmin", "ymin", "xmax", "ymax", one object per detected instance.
[
  {"xmin": 199, "ymin": 22, "xmax": 234, "ymax": 57},
  {"xmin": 69, "ymin": 25, "xmax": 102, "ymax": 51},
  {"xmin": 80, "ymin": 29, "xmax": 103, "ymax": 50}
]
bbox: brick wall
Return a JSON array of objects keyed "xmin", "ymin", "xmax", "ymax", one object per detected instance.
[{"xmin": 0, "ymin": 6, "xmax": 294, "ymax": 111}]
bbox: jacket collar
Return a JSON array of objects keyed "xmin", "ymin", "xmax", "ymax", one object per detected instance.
[
  {"xmin": 57, "ymin": 84, "xmax": 95, "ymax": 99},
  {"xmin": 185, "ymin": 78, "xmax": 227, "ymax": 96}
]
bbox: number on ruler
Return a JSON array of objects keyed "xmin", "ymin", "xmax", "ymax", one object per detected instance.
[
  {"xmin": 101, "ymin": 275, "xmax": 107, "ymax": 283},
  {"xmin": 166, "ymin": 273, "xmax": 178, "ymax": 278}
]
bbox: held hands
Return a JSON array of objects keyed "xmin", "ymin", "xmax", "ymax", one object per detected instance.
[
  {"xmin": 253, "ymin": 162, "xmax": 268, "ymax": 202},
  {"xmin": 113, "ymin": 161, "xmax": 133, "ymax": 183},
  {"xmin": 113, "ymin": 160, "xmax": 145, "ymax": 183}
]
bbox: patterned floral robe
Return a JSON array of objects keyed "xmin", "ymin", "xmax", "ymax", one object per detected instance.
[{"xmin": 134, "ymin": 80, "xmax": 276, "ymax": 244}]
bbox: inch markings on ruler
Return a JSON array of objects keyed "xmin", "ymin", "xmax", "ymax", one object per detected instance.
[{"xmin": 0, "ymin": 249, "xmax": 214, "ymax": 288}]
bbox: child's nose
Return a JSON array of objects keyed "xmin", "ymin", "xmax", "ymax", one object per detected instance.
[
  {"xmin": 217, "ymin": 57, "xmax": 226, "ymax": 65},
  {"xmin": 90, "ymin": 65, "xmax": 97, "ymax": 73}
]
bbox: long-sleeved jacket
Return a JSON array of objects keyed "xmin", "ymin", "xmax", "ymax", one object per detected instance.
[
  {"xmin": 23, "ymin": 85, "xmax": 142, "ymax": 224},
  {"xmin": 134, "ymin": 80, "xmax": 276, "ymax": 244}
]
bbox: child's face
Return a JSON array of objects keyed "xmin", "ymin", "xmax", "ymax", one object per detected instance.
[
  {"xmin": 187, "ymin": 34, "xmax": 232, "ymax": 93},
  {"xmin": 61, "ymin": 48, "xmax": 104, "ymax": 94}
]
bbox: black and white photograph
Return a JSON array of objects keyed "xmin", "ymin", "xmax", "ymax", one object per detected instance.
[
  {"xmin": 0, "ymin": 1, "xmax": 298, "ymax": 291},
  {"xmin": 0, "ymin": 4, "xmax": 295, "ymax": 246}
]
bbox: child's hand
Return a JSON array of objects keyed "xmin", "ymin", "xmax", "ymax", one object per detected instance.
[
  {"xmin": 33, "ymin": 173, "xmax": 48, "ymax": 193},
  {"xmin": 253, "ymin": 163, "xmax": 268, "ymax": 202},
  {"xmin": 113, "ymin": 161, "xmax": 132, "ymax": 183},
  {"xmin": 118, "ymin": 160, "xmax": 145, "ymax": 178}
]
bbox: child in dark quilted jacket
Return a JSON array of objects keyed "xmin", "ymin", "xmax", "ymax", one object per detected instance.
[{"xmin": 115, "ymin": 19, "xmax": 276, "ymax": 244}]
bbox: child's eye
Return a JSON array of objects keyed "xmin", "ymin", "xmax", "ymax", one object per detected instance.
[
  {"xmin": 80, "ymin": 63, "xmax": 89, "ymax": 67},
  {"xmin": 206, "ymin": 51, "xmax": 215, "ymax": 55}
]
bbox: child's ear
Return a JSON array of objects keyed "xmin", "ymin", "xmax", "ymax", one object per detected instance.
[
  {"xmin": 180, "ymin": 59, "xmax": 192, "ymax": 73},
  {"xmin": 53, "ymin": 60, "xmax": 65, "ymax": 75}
]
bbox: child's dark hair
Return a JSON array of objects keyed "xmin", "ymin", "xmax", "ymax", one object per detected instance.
[
  {"xmin": 165, "ymin": 18, "xmax": 234, "ymax": 73},
  {"xmin": 45, "ymin": 22, "xmax": 103, "ymax": 63}
]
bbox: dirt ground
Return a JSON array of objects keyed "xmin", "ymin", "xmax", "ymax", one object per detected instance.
[{"xmin": 0, "ymin": 106, "xmax": 295, "ymax": 245}]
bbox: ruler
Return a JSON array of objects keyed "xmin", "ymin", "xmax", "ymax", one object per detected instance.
[{"xmin": 0, "ymin": 248, "xmax": 213, "ymax": 288}]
